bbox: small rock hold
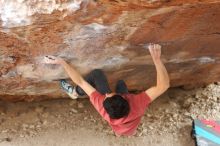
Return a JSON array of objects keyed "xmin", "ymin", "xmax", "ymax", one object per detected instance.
[
  {"xmin": 42, "ymin": 120, "xmax": 48, "ymax": 125},
  {"xmin": 42, "ymin": 112, "xmax": 49, "ymax": 118},
  {"xmin": 77, "ymin": 102, "xmax": 84, "ymax": 108},
  {"xmin": 69, "ymin": 100, "xmax": 77, "ymax": 106},
  {"xmin": 29, "ymin": 125, "xmax": 35, "ymax": 129},
  {"xmin": 0, "ymin": 106, "xmax": 7, "ymax": 115},
  {"xmin": 1, "ymin": 129, "xmax": 9, "ymax": 133},
  {"xmin": 165, "ymin": 109, "xmax": 169, "ymax": 113},
  {"xmin": 0, "ymin": 137, "xmax": 12, "ymax": 142},
  {"xmin": 35, "ymin": 107, "xmax": 44, "ymax": 113},
  {"xmin": 173, "ymin": 114, "xmax": 178, "ymax": 118},
  {"xmin": 36, "ymin": 124, "xmax": 41, "ymax": 128},
  {"xmin": 19, "ymin": 134, "xmax": 25, "ymax": 138},
  {"xmin": 22, "ymin": 124, "xmax": 28, "ymax": 128},
  {"xmin": 70, "ymin": 108, "xmax": 78, "ymax": 114}
]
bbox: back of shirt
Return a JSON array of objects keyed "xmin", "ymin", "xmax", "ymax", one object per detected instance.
[{"xmin": 89, "ymin": 91, "xmax": 151, "ymax": 136}]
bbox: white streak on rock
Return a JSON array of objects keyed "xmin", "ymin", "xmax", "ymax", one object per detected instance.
[
  {"xmin": 0, "ymin": 0, "xmax": 84, "ymax": 28},
  {"xmin": 198, "ymin": 57, "xmax": 215, "ymax": 64},
  {"xmin": 0, "ymin": 0, "xmax": 30, "ymax": 28},
  {"xmin": 168, "ymin": 56, "xmax": 216, "ymax": 64},
  {"xmin": 102, "ymin": 55, "xmax": 129, "ymax": 68},
  {"xmin": 86, "ymin": 23, "xmax": 107, "ymax": 33},
  {"xmin": 1, "ymin": 70, "xmax": 17, "ymax": 78},
  {"xmin": 16, "ymin": 63, "xmax": 65, "ymax": 81}
]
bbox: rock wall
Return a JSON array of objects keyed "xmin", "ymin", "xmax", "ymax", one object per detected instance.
[{"xmin": 0, "ymin": 0, "xmax": 220, "ymax": 101}]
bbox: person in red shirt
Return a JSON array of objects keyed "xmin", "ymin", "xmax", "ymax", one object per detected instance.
[{"xmin": 44, "ymin": 43, "xmax": 170, "ymax": 136}]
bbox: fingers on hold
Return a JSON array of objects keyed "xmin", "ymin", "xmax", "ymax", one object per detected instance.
[
  {"xmin": 148, "ymin": 46, "xmax": 153, "ymax": 52},
  {"xmin": 149, "ymin": 47, "xmax": 153, "ymax": 53},
  {"xmin": 46, "ymin": 56, "xmax": 56, "ymax": 61},
  {"xmin": 44, "ymin": 56, "xmax": 49, "ymax": 61},
  {"xmin": 48, "ymin": 56, "xmax": 54, "ymax": 60},
  {"xmin": 45, "ymin": 56, "xmax": 51, "ymax": 61},
  {"xmin": 44, "ymin": 56, "xmax": 54, "ymax": 63}
]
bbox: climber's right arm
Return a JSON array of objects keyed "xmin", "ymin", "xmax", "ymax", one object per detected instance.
[{"xmin": 44, "ymin": 56, "xmax": 96, "ymax": 96}]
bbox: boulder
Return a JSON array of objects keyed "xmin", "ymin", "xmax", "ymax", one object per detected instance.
[{"xmin": 0, "ymin": 0, "xmax": 220, "ymax": 101}]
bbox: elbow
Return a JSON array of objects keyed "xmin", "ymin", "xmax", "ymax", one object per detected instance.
[
  {"xmin": 164, "ymin": 81, "xmax": 170, "ymax": 91},
  {"xmin": 165, "ymin": 83, "xmax": 170, "ymax": 90},
  {"xmin": 164, "ymin": 83, "xmax": 170, "ymax": 91},
  {"xmin": 163, "ymin": 76, "xmax": 170, "ymax": 91},
  {"xmin": 165, "ymin": 81, "xmax": 170, "ymax": 90},
  {"xmin": 158, "ymin": 82, "xmax": 170, "ymax": 92},
  {"xmin": 161, "ymin": 86, "xmax": 169, "ymax": 93}
]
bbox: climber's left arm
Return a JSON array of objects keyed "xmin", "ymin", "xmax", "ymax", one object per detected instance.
[{"xmin": 145, "ymin": 44, "xmax": 170, "ymax": 102}]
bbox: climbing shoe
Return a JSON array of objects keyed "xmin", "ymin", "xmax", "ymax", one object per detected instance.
[{"xmin": 60, "ymin": 79, "xmax": 78, "ymax": 99}]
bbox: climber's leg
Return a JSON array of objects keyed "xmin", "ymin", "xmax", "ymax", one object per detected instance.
[
  {"xmin": 60, "ymin": 79, "xmax": 79, "ymax": 99},
  {"xmin": 76, "ymin": 69, "xmax": 112, "ymax": 96},
  {"xmin": 115, "ymin": 80, "xmax": 129, "ymax": 94}
]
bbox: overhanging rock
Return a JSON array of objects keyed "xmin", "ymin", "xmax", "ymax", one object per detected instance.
[{"xmin": 0, "ymin": 0, "xmax": 220, "ymax": 101}]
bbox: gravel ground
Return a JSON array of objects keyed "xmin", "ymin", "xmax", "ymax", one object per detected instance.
[{"xmin": 0, "ymin": 83, "xmax": 219, "ymax": 146}]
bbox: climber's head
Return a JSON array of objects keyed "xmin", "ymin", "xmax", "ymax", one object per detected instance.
[{"xmin": 103, "ymin": 94, "xmax": 130, "ymax": 119}]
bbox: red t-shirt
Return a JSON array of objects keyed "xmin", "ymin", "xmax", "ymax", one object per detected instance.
[{"xmin": 89, "ymin": 91, "xmax": 151, "ymax": 136}]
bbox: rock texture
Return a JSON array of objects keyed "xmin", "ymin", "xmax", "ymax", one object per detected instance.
[{"xmin": 0, "ymin": 0, "xmax": 220, "ymax": 101}]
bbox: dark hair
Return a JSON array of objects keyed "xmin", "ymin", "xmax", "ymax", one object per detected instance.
[{"xmin": 103, "ymin": 94, "xmax": 130, "ymax": 119}]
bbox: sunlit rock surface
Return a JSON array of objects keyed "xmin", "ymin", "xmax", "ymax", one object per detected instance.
[{"xmin": 0, "ymin": 0, "xmax": 220, "ymax": 101}]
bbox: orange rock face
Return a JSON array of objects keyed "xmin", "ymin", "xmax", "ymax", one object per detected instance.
[{"xmin": 0, "ymin": 0, "xmax": 220, "ymax": 101}]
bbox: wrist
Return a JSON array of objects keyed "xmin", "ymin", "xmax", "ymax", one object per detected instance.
[{"xmin": 153, "ymin": 58, "xmax": 161, "ymax": 64}]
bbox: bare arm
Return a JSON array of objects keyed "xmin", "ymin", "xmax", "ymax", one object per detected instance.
[
  {"xmin": 44, "ymin": 56, "xmax": 96, "ymax": 96},
  {"xmin": 145, "ymin": 44, "xmax": 170, "ymax": 102}
]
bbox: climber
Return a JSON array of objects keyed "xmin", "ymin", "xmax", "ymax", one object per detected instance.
[{"xmin": 44, "ymin": 43, "xmax": 170, "ymax": 136}]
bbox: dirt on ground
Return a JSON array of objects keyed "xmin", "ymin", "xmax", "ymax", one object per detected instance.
[{"xmin": 0, "ymin": 83, "xmax": 219, "ymax": 146}]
